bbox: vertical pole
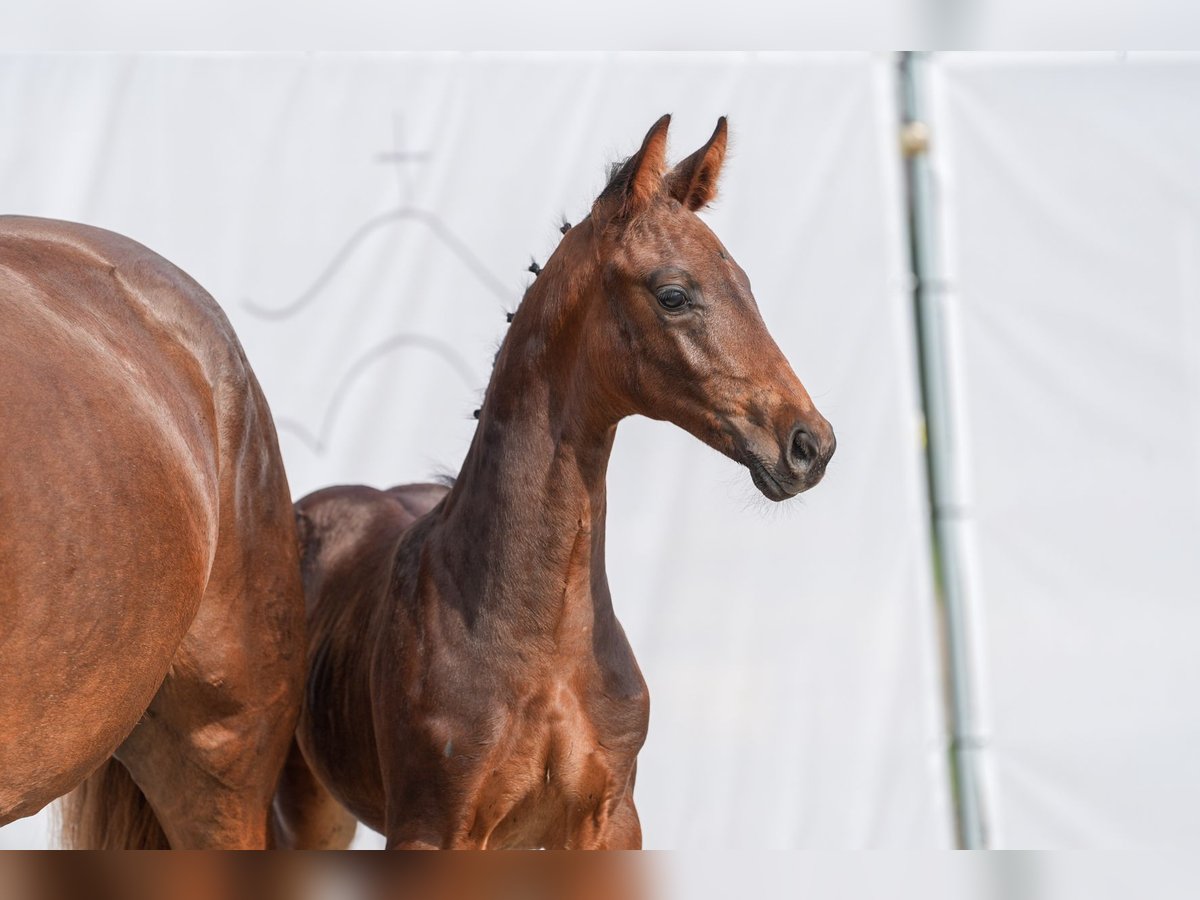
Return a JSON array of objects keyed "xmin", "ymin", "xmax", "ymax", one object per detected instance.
[{"xmin": 897, "ymin": 50, "xmax": 989, "ymax": 849}]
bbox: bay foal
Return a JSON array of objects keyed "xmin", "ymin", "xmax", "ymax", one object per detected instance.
[{"xmin": 275, "ymin": 117, "xmax": 835, "ymax": 849}]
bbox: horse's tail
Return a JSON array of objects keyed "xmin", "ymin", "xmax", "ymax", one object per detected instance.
[{"xmin": 59, "ymin": 758, "xmax": 170, "ymax": 849}]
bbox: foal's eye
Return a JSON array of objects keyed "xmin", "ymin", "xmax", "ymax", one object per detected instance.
[{"xmin": 655, "ymin": 286, "xmax": 690, "ymax": 311}]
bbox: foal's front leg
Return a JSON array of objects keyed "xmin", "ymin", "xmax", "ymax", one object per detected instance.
[
  {"xmin": 564, "ymin": 788, "xmax": 642, "ymax": 850},
  {"xmin": 583, "ymin": 762, "xmax": 642, "ymax": 849},
  {"xmin": 379, "ymin": 770, "xmax": 471, "ymax": 849},
  {"xmin": 382, "ymin": 815, "xmax": 479, "ymax": 849},
  {"xmin": 576, "ymin": 796, "xmax": 643, "ymax": 854},
  {"xmin": 382, "ymin": 802, "xmax": 454, "ymax": 849},
  {"xmin": 597, "ymin": 794, "xmax": 642, "ymax": 849}
]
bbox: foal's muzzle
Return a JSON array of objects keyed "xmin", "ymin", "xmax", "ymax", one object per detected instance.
[{"xmin": 746, "ymin": 413, "xmax": 836, "ymax": 501}]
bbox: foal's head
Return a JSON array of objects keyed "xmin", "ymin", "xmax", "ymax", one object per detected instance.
[{"xmin": 564, "ymin": 115, "xmax": 835, "ymax": 500}]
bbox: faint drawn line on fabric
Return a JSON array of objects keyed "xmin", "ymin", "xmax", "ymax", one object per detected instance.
[
  {"xmin": 247, "ymin": 115, "xmax": 515, "ymax": 454},
  {"xmin": 242, "ymin": 208, "xmax": 514, "ymax": 320},
  {"xmin": 275, "ymin": 333, "xmax": 480, "ymax": 453}
]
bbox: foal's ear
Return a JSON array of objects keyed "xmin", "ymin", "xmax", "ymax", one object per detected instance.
[
  {"xmin": 666, "ymin": 117, "xmax": 728, "ymax": 211},
  {"xmin": 594, "ymin": 114, "xmax": 671, "ymax": 223}
]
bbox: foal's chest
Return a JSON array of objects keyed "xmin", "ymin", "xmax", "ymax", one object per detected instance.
[{"xmin": 454, "ymin": 680, "xmax": 641, "ymax": 848}]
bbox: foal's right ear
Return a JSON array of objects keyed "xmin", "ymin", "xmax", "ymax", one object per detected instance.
[{"xmin": 593, "ymin": 114, "xmax": 671, "ymax": 225}]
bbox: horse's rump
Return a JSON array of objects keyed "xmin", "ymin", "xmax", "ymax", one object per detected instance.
[{"xmin": 0, "ymin": 217, "xmax": 304, "ymax": 845}]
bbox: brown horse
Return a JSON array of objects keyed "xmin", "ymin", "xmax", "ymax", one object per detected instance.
[
  {"xmin": 0, "ymin": 217, "xmax": 305, "ymax": 848},
  {"xmin": 274, "ymin": 116, "xmax": 835, "ymax": 850}
]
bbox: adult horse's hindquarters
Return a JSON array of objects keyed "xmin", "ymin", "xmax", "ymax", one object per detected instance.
[{"xmin": 0, "ymin": 216, "xmax": 305, "ymax": 848}]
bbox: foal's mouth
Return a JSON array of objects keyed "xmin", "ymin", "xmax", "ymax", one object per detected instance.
[
  {"xmin": 746, "ymin": 455, "xmax": 802, "ymax": 502},
  {"xmin": 719, "ymin": 416, "xmax": 828, "ymax": 501}
]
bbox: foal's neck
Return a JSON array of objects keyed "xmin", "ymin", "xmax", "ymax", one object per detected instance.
[{"xmin": 433, "ymin": 228, "xmax": 620, "ymax": 640}]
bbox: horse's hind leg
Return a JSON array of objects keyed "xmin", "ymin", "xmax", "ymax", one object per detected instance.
[
  {"xmin": 115, "ymin": 566, "xmax": 305, "ymax": 848},
  {"xmin": 273, "ymin": 738, "xmax": 358, "ymax": 849},
  {"xmin": 116, "ymin": 442, "xmax": 306, "ymax": 848}
]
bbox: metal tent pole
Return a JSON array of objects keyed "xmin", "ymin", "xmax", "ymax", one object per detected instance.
[{"xmin": 897, "ymin": 50, "xmax": 989, "ymax": 850}]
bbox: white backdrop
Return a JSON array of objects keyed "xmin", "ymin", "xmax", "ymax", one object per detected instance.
[
  {"xmin": 927, "ymin": 52, "xmax": 1200, "ymax": 847},
  {"xmin": 8, "ymin": 51, "xmax": 1200, "ymax": 853},
  {"xmin": 0, "ymin": 52, "xmax": 952, "ymax": 848}
]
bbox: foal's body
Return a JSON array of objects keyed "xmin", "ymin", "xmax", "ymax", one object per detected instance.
[
  {"xmin": 291, "ymin": 380, "xmax": 647, "ymax": 848},
  {"xmin": 278, "ymin": 117, "xmax": 834, "ymax": 849}
]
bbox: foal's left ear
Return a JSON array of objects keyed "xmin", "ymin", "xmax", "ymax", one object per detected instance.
[
  {"xmin": 666, "ymin": 117, "xmax": 728, "ymax": 211},
  {"xmin": 594, "ymin": 114, "xmax": 672, "ymax": 223}
]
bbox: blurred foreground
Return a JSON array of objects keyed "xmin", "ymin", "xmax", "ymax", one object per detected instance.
[{"xmin": 1, "ymin": 852, "xmax": 1198, "ymax": 900}]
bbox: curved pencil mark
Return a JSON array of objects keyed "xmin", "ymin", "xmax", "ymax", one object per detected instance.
[
  {"xmin": 243, "ymin": 209, "xmax": 515, "ymax": 320},
  {"xmin": 276, "ymin": 333, "xmax": 480, "ymax": 454}
]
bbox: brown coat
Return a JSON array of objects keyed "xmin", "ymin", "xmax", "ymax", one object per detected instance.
[{"xmin": 0, "ymin": 216, "xmax": 306, "ymax": 848}]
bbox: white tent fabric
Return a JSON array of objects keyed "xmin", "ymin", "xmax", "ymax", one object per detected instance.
[
  {"xmin": 0, "ymin": 53, "xmax": 951, "ymax": 848},
  {"xmin": 926, "ymin": 52, "xmax": 1200, "ymax": 847},
  {"xmin": 5, "ymin": 50, "xmax": 1200, "ymax": 855}
]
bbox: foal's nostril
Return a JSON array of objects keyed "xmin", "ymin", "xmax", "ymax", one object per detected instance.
[{"xmin": 789, "ymin": 425, "xmax": 819, "ymax": 468}]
